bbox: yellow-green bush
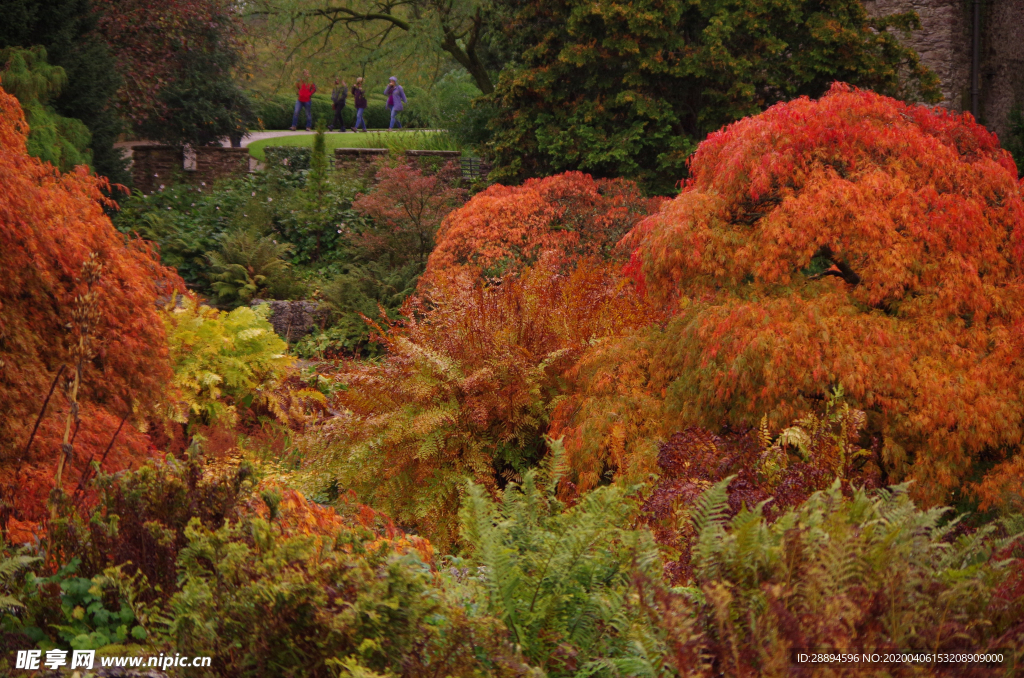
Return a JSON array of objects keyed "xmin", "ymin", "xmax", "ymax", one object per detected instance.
[{"xmin": 163, "ymin": 295, "xmax": 294, "ymax": 425}]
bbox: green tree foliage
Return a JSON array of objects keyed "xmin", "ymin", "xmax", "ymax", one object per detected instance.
[
  {"xmin": 138, "ymin": 1, "xmax": 253, "ymax": 147},
  {"xmin": 486, "ymin": 0, "xmax": 941, "ymax": 193},
  {"xmin": 0, "ymin": 0, "xmax": 128, "ymax": 184},
  {"xmin": 683, "ymin": 479, "xmax": 1024, "ymax": 673},
  {"xmin": 0, "ymin": 46, "xmax": 92, "ymax": 172},
  {"xmin": 460, "ymin": 443, "xmax": 673, "ymax": 677}
]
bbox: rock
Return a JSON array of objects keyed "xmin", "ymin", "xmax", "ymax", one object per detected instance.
[{"xmin": 250, "ymin": 299, "xmax": 329, "ymax": 342}]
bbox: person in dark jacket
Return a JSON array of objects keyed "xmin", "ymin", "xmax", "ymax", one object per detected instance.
[
  {"xmin": 351, "ymin": 77, "xmax": 368, "ymax": 132},
  {"xmin": 329, "ymin": 78, "xmax": 348, "ymax": 131}
]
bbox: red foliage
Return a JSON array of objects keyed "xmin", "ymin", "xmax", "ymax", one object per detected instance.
[
  {"xmin": 93, "ymin": 0, "xmax": 243, "ymax": 127},
  {"xmin": 422, "ymin": 172, "xmax": 662, "ymax": 288},
  {"xmin": 351, "ymin": 161, "xmax": 467, "ymax": 266},
  {"xmin": 619, "ymin": 83, "xmax": 1024, "ymax": 505},
  {"xmin": 322, "ymin": 255, "xmax": 656, "ymax": 547},
  {"xmin": 640, "ymin": 402, "xmax": 883, "ymax": 586},
  {"xmin": 0, "ymin": 86, "xmax": 183, "ymax": 529}
]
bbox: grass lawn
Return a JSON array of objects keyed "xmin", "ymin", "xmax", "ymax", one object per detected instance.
[{"xmin": 248, "ymin": 130, "xmax": 459, "ymax": 161}]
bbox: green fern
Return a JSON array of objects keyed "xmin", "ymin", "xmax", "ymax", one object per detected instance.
[
  {"xmin": 0, "ymin": 548, "xmax": 40, "ymax": 610},
  {"xmin": 459, "ymin": 441, "xmax": 669, "ymax": 677}
]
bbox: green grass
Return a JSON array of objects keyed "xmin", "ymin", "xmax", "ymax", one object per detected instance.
[{"xmin": 248, "ymin": 130, "xmax": 460, "ymax": 161}]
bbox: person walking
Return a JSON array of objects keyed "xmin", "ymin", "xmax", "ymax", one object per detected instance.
[
  {"xmin": 351, "ymin": 77, "xmax": 368, "ymax": 132},
  {"xmin": 291, "ymin": 70, "xmax": 317, "ymax": 131},
  {"xmin": 385, "ymin": 76, "xmax": 406, "ymax": 130},
  {"xmin": 329, "ymin": 78, "xmax": 348, "ymax": 131}
]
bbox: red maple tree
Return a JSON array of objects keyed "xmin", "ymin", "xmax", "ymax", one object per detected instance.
[
  {"xmin": 422, "ymin": 172, "xmax": 662, "ymax": 288},
  {"xmin": 559, "ymin": 83, "xmax": 1024, "ymax": 506},
  {"xmin": 0, "ymin": 85, "xmax": 183, "ymax": 531}
]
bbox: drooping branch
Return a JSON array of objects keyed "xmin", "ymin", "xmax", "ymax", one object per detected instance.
[
  {"xmin": 809, "ymin": 246, "xmax": 861, "ymax": 285},
  {"xmin": 249, "ymin": 0, "xmax": 494, "ymax": 95}
]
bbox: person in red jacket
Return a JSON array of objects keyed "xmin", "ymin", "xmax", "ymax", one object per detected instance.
[{"xmin": 291, "ymin": 70, "xmax": 317, "ymax": 131}]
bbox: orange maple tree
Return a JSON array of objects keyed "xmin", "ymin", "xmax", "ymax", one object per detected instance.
[
  {"xmin": 558, "ymin": 83, "xmax": 1024, "ymax": 506},
  {"xmin": 421, "ymin": 172, "xmax": 661, "ymax": 288},
  {"xmin": 0, "ymin": 85, "xmax": 183, "ymax": 529}
]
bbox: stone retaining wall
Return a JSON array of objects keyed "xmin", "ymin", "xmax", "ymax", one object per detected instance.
[
  {"xmin": 132, "ymin": 146, "xmax": 253, "ymax": 194},
  {"xmin": 194, "ymin": 147, "xmax": 251, "ymax": 186},
  {"xmin": 333, "ymin": 147, "xmax": 390, "ymax": 177},
  {"xmin": 131, "ymin": 145, "xmax": 184, "ymax": 195},
  {"xmin": 863, "ymin": 0, "xmax": 1023, "ymax": 139}
]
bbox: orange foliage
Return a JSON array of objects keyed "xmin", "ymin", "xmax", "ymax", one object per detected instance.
[
  {"xmin": 321, "ymin": 255, "xmax": 655, "ymax": 547},
  {"xmin": 0, "ymin": 85, "xmax": 183, "ymax": 525},
  {"xmin": 601, "ymin": 83, "xmax": 1024, "ymax": 505},
  {"xmin": 421, "ymin": 172, "xmax": 661, "ymax": 288},
  {"xmin": 248, "ymin": 479, "xmax": 434, "ymax": 563}
]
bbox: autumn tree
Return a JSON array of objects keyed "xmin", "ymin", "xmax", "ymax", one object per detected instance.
[
  {"xmin": 0, "ymin": 86, "xmax": 183, "ymax": 528},
  {"xmin": 485, "ymin": 0, "xmax": 941, "ymax": 193},
  {"xmin": 421, "ymin": 172, "xmax": 661, "ymax": 288},
  {"xmin": 553, "ymin": 83, "xmax": 1024, "ymax": 509},
  {"xmin": 352, "ymin": 160, "xmax": 467, "ymax": 269}
]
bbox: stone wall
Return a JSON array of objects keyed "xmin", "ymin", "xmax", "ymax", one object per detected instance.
[
  {"xmin": 981, "ymin": 0, "xmax": 1024, "ymax": 141},
  {"xmin": 131, "ymin": 145, "xmax": 184, "ymax": 195},
  {"xmin": 131, "ymin": 146, "xmax": 253, "ymax": 194},
  {"xmin": 194, "ymin": 147, "xmax": 251, "ymax": 186},
  {"xmin": 334, "ymin": 147, "xmax": 390, "ymax": 178},
  {"xmin": 862, "ymin": 0, "xmax": 1023, "ymax": 140}
]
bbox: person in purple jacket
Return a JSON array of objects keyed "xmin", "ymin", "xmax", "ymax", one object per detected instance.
[{"xmin": 385, "ymin": 76, "xmax": 406, "ymax": 130}]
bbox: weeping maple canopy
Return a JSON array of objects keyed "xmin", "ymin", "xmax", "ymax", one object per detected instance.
[
  {"xmin": 422, "ymin": 172, "xmax": 660, "ymax": 288},
  {"xmin": 0, "ymin": 85, "xmax": 182, "ymax": 524},
  {"xmin": 618, "ymin": 83, "xmax": 1024, "ymax": 504}
]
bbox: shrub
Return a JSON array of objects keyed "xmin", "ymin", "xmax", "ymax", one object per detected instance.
[
  {"xmin": 0, "ymin": 85, "xmax": 182, "ymax": 526},
  {"xmin": 422, "ymin": 172, "xmax": 661, "ymax": 288},
  {"xmin": 207, "ymin": 229, "xmax": 295, "ymax": 307},
  {"xmin": 161, "ymin": 517, "xmax": 520, "ymax": 678},
  {"xmin": 162, "ymin": 295, "xmax": 294, "ymax": 427},
  {"xmin": 295, "ymin": 260, "xmax": 424, "ymax": 358},
  {"xmin": 263, "ymin": 145, "xmax": 311, "ymax": 171},
  {"xmin": 460, "ymin": 446, "xmax": 674, "ymax": 677},
  {"xmin": 682, "ymin": 479, "xmax": 1024, "ymax": 674},
  {"xmin": 314, "ymin": 257, "xmax": 655, "ymax": 547},
  {"xmin": 352, "ymin": 160, "xmax": 467, "ymax": 267},
  {"xmin": 564, "ymin": 84, "xmax": 1024, "ymax": 507},
  {"xmin": 638, "ymin": 393, "xmax": 882, "ymax": 584}
]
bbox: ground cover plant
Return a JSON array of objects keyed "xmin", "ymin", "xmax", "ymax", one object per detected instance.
[{"xmin": 3, "ymin": 19, "xmax": 1024, "ymax": 674}]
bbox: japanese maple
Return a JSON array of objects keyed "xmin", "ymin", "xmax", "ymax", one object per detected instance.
[
  {"xmin": 0, "ymin": 86, "xmax": 182, "ymax": 526},
  {"xmin": 565, "ymin": 83, "xmax": 1024, "ymax": 506},
  {"xmin": 421, "ymin": 172, "xmax": 661, "ymax": 288}
]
